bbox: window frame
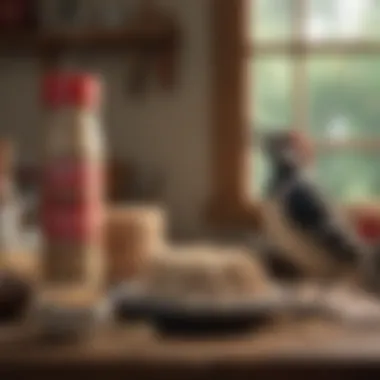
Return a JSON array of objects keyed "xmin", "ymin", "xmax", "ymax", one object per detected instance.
[
  {"xmin": 207, "ymin": 0, "xmax": 259, "ymax": 228},
  {"xmin": 207, "ymin": 0, "xmax": 380, "ymax": 229}
]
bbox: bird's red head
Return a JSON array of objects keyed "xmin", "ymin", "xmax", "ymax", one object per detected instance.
[{"xmin": 289, "ymin": 131, "xmax": 315, "ymax": 165}]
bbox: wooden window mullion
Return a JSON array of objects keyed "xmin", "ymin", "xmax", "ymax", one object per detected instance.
[
  {"xmin": 293, "ymin": 0, "xmax": 308, "ymax": 132},
  {"xmin": 245, "ymin": 42, "xmax": 380, "ymax": 55},
  {"xmin": 208, "ymin": 0, "xmax": 250, "ymax": 225}
]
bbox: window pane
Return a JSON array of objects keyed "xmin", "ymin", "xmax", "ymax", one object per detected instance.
[
  {"xmin": 316, "ymin": 151, "xmax": 380, "ymax": 202},
  {"xmin": 249, "ymin": 0, "xmax": 294, "ymax": 42},
  {"xmin": 307, "ymin": 55, "xmax": 380, "ymax": 140},
  {"xmin": 250, "ymin": 149, "xmax": 380, "ymax": 203},
  {"xmin": 306, "ymin": 0, "xmax": 380, "ymax": 41},
  {"xmin": 249, "ymin": 57, "xmax": 293, "ymax": 131},
  {"xmin": 250, "ymin": 149, "xmax": 270, "ymax": 198}
]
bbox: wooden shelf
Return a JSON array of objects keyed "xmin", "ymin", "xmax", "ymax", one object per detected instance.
[
  {"xmin": 0, "ymin": 16, "xmax": 181, "ymax": 91},
  {"xmin": 0, "ymin": 23, "xmax": 178, "ymax": 53}
]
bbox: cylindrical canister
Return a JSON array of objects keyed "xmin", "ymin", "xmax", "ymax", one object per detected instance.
[
  {"xmin": 106, "ymin": 205, "xmax": 167, "ymax": 285},
  {"xmin": 41, "ymin": 72, "xmax": 106, "ymax": 289}
]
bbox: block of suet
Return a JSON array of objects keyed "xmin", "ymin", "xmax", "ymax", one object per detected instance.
[{"xmin": 141, "ymin": 244, "xmax": 271, "ymax": 303}]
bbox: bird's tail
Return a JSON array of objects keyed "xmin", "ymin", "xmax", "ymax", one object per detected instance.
[{"xmin": 246, "ymin": 234, "xmax": 306, "ymax": 282}]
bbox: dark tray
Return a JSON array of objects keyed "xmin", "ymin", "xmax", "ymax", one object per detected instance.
[
  {"xmin": 149, "ymin": 301, "xmax": 276, "ymax": 337},
  {"xmin": 110, "ymin": 283, "xmax": 153, "ymax": 322},
  {"xmin": 113, "ymin": 296, "xmax": 153, "ymax": 322},
  {"xmin": 110, "ymin": 282, "xmax": 329, "ymax": 336},
  {"xmin": 114, "ymin": 297, "xmax": 278, "ymax": 335}
]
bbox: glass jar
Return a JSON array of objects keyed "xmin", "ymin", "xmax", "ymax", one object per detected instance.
[
  {"xmin": 38, "ymin": 0, "xmax": 88, "ymax": 32},
  {"xmin": 90, "ymin": 0, "xmax": 140, "ymax": 30}
]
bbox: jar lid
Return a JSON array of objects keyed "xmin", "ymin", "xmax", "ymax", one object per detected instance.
[{"xmin": 42, "ymin": 72, "xmax": 102, "ymax": 109}]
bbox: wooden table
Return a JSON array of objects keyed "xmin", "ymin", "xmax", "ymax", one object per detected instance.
[
  {"xmin": 2, "ymin": 252, "xmax": 380, "ymax": 378},
  {"xmin": 1, "ymin": 319, "xmax": 380, "ymax": 379}
]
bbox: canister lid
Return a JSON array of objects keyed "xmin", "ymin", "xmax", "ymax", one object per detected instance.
[{"xmin": 42, "ymin": 72, "xmax": 102, "ymax": 109}]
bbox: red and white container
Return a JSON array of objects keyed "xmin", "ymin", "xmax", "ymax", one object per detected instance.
[
  {"xmin": 40, "ymin": 72, "xmax": 106, "ymax": 290},
  {"xmin": 0, "ymin": 140, "xmax": 23, "ymax": 253}
]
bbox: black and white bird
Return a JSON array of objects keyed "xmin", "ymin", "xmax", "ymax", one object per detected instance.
[{"xmin": 258, "ymin": 130, "xmax": 379, "ymax": 292}]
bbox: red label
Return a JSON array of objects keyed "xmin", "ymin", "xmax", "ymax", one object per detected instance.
[{"xmin": 42, "ymin": 160, "xmax": 104, "ymax": 242}]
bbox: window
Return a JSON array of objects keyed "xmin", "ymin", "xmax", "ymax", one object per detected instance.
[
  {"xmin": 208, "ymin": 0, "xmax": 380, "ymax": 228},
  {"xmin": 250, "ymin": 0, "xmax": 380, "ymax": 203}
]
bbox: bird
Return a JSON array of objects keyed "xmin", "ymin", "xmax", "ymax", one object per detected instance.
[{"xmin": 258, "ymin": 130, "xmax": 377, "ymax": 292}]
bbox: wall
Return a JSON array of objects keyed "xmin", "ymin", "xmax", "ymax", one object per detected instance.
[{"xmin": 0, "ymin": 0, "xmax": 212, "ymax": 236}]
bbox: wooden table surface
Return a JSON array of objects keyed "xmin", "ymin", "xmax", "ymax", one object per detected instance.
[
  {"xmin": 0, "ymin": 318, "xmax": 380, "ymax": 378},
  {"xmin": 2, "ymin": 252, "xmax": 380, "ymax": 378}
]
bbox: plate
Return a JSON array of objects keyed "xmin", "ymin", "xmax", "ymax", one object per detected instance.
[
  {"xmin": 147, "ymin": 297, "xmax": 280, "ymax": 337},
  {"xmin": 321, "ymin": 287, "xmax": 380, "ymax": 328}
]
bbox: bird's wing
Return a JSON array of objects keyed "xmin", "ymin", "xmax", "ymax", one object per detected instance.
[{"xmin": 282, "ymin": 180, "xmax": 368, "ymax": 265}]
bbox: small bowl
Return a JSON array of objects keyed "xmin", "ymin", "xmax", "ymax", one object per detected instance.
[
  {"xmin": 33, "ymin": 298, "xmax": 110, "ymax": 342},
  {"xmin": 0, "ymin": 271, "xmax": 33, "ymax": 323}
]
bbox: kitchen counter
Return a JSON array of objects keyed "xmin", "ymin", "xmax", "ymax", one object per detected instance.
[{"xmin": 1, "ymin": 319, "xmax": 380, "ymax": 379}]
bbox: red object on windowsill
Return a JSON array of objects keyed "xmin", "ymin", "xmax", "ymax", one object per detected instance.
[{"xmin": 355, "ymin": 214, "xmax": 380, "ymax": 244}]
